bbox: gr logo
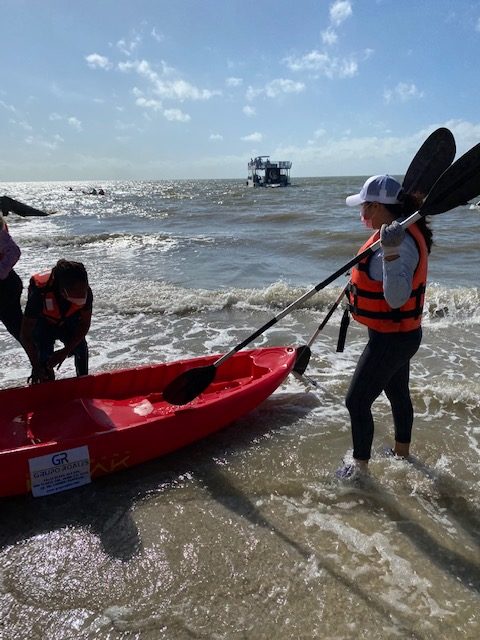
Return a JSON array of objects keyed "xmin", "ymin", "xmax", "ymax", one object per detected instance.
[{"xmin": 52, "ymin": 452, "xmax": 69, "ymax": 465}]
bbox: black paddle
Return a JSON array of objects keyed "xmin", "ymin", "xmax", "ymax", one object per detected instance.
[
  {"xmin": 163, "ymin": 141, "xmax": 480, "ymax": 406},
  {"xmin": 293, "ymin": 126, "xmax": 456, "ymax": 376}
]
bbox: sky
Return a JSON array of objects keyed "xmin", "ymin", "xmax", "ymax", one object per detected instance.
[{"xmin": 1, "ymin": 0, "xmax": 480, "ymax": 181}]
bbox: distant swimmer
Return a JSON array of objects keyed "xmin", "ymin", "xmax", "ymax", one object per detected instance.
[{"xmin": 80, "ymin": 187, "xmax": 105, "ymax": 196}]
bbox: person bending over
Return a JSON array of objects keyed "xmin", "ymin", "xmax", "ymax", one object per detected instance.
[{"xmin": 21, "ymin": 259, "xmax": 93, "ymax": 384}]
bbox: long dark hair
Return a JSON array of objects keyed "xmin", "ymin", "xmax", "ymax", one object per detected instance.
[{"xmin": 385, "ymin": 191, "xmax": 433, "ymax": 254}]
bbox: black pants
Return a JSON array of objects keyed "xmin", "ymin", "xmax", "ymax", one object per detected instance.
[
  {"xmin": 0, "ymin": 270, "xmax": 23, "ymax": 341},
  {"xmin": 33, "ymin": 316, "xmax": 89, "ymax": 377},
  {"xmin": 345, "ymin": 327, "xmax": 422, "ymax": 461}
]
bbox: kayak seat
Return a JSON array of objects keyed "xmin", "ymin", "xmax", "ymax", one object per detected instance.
[
  {"xmin": 82, "ymin": 397, "xmax": 157, "ymax": 429},
  {"xmin": 202, "ymin": 379, "xmax": 243, "ymax": 394}
]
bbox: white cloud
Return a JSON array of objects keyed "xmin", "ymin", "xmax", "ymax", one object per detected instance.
[
  {"xmin": 246, "ymin": 78, "xmax": 305, "ymax": 101},
  {"xmin": 322, "ymin": 28, "xmax": 338, "ymax": 46},
  {"xmin": 265, "ymin": 78, "xmax": 305, "ymax": 97},
  {"xmin": 119, "ymin": 59, "xmax": 221, "ymax": 101},
  {"xmin": 0, "ymin": 99, "xmax": 17, "ymax": 113},
  {"xmin": 115, "ymin": 120, "xmax": 137, "ymax": 131},
  {"xmin": 20, "ymin": 120, "xmax": 33, "ymax": 131},
  {"xmin": 330, "ymin": 1, "xmax": 352, "ymax": 26},
  {"xmin": 274, "ymin": 123, "xmax": 480, "ymax": 177},
  {"xmin": 384, "ymin": 82, "xmax": 424, "ymax": 104},
  {"xmin": 243, "ymin": 105, "xmax": 256, "ymax": 117},
  {"xmin": 117, "ymin": 35, "xmax": 141, "ymax": 57},
  {"xmin": 241, "ymin": 132, "xmax": 263, "ymax": 142},
  {"xmin": 307, "ymin": 128, "xmax": 327, "ymax": 145},
  {"xmin": 442, "ymin": 119, "xmax": 480, "ymax": 151},
  {"xmin": 67, "ymin": 116, "xmax": 82, "ymax": 131},
  {"xmin": 226, "ymin": 77, "xmax": 243, "ymax": 87},
  {"xmin": 164, "ymin": 108, "xmax": 191, "ymax": 122},
  {"xmin": 85, "ymin": 53, "xmax": 112, "ymax": 70},
  {"xmin": 48, "ymin": 112, "xmax": 82, "ymax": 131},
  {"xmin": 209, "ymin": 133, "xmax": 223, "ymax": 141},
  {"xmin": 25, "ymin": 134, "xmax": 63, "ymax": 150},
  {"xmin": 284, "ymin": 50, "xmax": 358, "ymax": 78},
  {"xmin": 135, "ymin": 96, "xmax": 163, "ymax": 111},
  {"xmin": 9, "ymin": 119, "xmax": 32, "ymax": 131},
  {"xmin": 151, "ymin": 27, "xmax": 164, "ymax": 43}
]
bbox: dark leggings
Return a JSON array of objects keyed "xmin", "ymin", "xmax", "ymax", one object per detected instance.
[
  {"xmin": 0, "ymin": 270, "xmax": 23, "ymax": 341},
  {"xmin": 345, "ymin": 327, "xmax": 422, "ymax": 461}
]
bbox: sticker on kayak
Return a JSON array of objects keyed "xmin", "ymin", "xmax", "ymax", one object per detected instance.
[{"xmin": 28, "ymin": 446, "xmax": 91, "ymax": 497}]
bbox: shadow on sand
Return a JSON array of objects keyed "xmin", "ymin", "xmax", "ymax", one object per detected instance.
[
  {"xmin": 0, "ymin": 392, "xmax": 317, "ymax": 562},
  {"xmin": 355, "ymin": 457, "xmax": 480, "ymax": 595}
]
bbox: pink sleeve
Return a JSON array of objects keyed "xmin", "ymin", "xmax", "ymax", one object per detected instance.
[{"xmin": 0, "ymin": 230, "xmax": 21, "ymax": 279}]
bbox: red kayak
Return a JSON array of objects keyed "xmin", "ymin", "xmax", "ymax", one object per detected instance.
[{"xmin": 0, "ymin": 346, "xmax": 296, "ymax": 498}]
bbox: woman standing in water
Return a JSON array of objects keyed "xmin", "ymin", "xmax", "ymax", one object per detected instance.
[{"xmin": 337, "ymin": 174, "xmax": 430, "ymax": 479}]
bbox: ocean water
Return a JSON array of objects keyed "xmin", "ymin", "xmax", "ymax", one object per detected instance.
[{"xmin": 1, "ymin": 178, "xmax": 479, "ymax": 639}]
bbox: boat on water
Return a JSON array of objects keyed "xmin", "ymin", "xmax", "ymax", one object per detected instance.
[
  {"xmin": 247, "ymin": 156, "xmax": 292, "ymax": 187},
  {"xmin": 0, "ymin": 347, "xmax": 297, "ymax": 498}
]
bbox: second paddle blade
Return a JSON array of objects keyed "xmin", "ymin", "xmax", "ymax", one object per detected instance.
[
  {"xmin": 163, "ymin": 364, "xmax": 217, "ymax": 405},
  {"xmin": 292, "ymin": 345, "xmax": 312, "ymax": 375}
]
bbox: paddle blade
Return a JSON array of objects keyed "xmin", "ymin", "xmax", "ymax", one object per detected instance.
[
  {"xmin": 293, "ymin": 345, "xmax": 311, "ymax": 375},
  {"xmin": 163, "ymin": 364, "xmax": 216, "ymax": 405},
  {"xmin": 402, "ymin": 128, "xmax": 456, "ymax": 196},
  {"xmin": 421, "ymin": 143, "xmax": 480, "ymax": 216}
]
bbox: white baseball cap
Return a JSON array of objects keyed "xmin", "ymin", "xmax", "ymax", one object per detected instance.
[{"xmin": 346, "ymin": 174, "xmax": 403, "ymax": 207}]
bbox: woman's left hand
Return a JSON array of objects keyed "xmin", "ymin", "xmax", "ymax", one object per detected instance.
[{"xmin": 381, "ymin": 220, "xmax": 405, "ymax": 258}]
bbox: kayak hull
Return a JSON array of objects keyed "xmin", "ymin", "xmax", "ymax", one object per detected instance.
[{"xmin": 0, "ymin": 347, "xmax": 296, "ymax": 497}]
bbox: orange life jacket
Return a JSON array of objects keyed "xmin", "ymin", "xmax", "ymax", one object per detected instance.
[
  {"xmin": 31, "ymin": 271, "xmax": 84, "ymax": 324},
  {"xmin": 347, "ymin": 224, "xmax": 428, "ymax": 333}
]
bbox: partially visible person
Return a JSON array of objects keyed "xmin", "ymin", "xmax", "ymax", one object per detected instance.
[
  {"xmin": 21, "ymin": 259, "xmax": 93, "ymax": 384},
  {"xmin": 337, "ymin": 175, "xmax": 430, "ymax": 479},
  {"xmin": 0, "ymin": 215, "xmax": 23, "ymax": 342}
]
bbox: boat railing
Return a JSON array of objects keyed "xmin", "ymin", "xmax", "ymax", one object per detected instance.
[{"xmin": 248, "ymin": 158, "xmax": 291, "ymax": 171}]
